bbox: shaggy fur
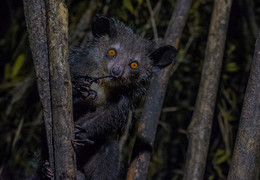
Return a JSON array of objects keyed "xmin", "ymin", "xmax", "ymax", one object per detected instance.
[{"xmin": 68, "ymin": 15, "xmax": 177, "ymax": 180}]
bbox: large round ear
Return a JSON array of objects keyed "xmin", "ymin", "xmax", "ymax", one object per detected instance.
[
  {"xmin": 92, "ymin": 14, "xmax": 116, "ymax": 38},
  {"xmin": 149, "ymin": 45, "xmax": 177, "ymax": 72}
]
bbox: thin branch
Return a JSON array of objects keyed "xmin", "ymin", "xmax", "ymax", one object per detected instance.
[
  {"xmin": 171, "ymin": 35, "xmax": 194, "ymax": 76},
  {"xmin": 217, "ymin": 101, "xmax": 232, "ymax": 158},
  {"xmin": 134, "ymin": 106, "xmax": 178, "ymax": 114},
  {"xmin": 141, "ymin": 0, "xmax": 162, "ymax": 38},
  {"xmin": 227, "ymin": 30, "xmax": 260, "ymax": 180},
  {"xmin": 146, "ymin": 0, "xmax": 158, "ymax": 39},
  {"xmin": 69, "ymin": 0, "xmax": 100, "ymax": 47},
  {"xmin": 184, "ymin": 0, "xmax": 233, "ymax": 179},
  {"xmin": 239, "ymin": 0, "xmax": 258, "ymax": 39}
]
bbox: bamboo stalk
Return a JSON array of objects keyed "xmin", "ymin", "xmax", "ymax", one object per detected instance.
[
  {"xmin": 227, "ymin": 31, "xmax": 260, "ymax": 180},
  {"xmin": 184, "ymin": 0, "xmax": 232, "ymax": 179}
]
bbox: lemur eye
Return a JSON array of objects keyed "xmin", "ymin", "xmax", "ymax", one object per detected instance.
[
  {"xmin": 130, "ymin": 61, "xmax": 138, "ymax": 69},
  {"xmin": 108, "ymin": 49, "xmax": 116, "ymax": 57}
]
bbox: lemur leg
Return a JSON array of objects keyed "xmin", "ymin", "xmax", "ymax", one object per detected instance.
[{"xmin": 83, "ymin": 140, "xmax": 120, "ymax": 180}]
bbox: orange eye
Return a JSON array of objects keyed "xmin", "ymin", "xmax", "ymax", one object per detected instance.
[
  {"xmin": 130, "ymin": 62, "xmax": 138, "ymax": 69},
  {"xmin": 108, "ymin": 49, "xmax": 116, "ymax": 57}
]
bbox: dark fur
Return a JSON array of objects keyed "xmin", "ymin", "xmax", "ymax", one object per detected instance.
[{"xmin": 49, "ymin": 15, "xmax": 177, "ymax": 180}]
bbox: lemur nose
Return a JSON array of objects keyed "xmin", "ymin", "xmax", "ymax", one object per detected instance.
[{"xmin": 111, "ymin": 66, "xmax": 123, "ymax": 77}]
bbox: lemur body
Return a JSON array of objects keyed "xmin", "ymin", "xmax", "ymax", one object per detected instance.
[{"xmin": 68, "ymin": 15, "xmax": 177, "ymax": 180}]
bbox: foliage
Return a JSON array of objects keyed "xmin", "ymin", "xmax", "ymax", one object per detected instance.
[{"xmin": 0, "ymin": 0, "xmax": 259, "ymax": 179}]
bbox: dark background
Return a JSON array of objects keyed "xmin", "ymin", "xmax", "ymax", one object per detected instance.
[{"xmin": 0, "ymin": 0, "xmax": 259, "ymax": 179}]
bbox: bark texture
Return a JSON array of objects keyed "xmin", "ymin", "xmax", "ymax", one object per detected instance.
[
  {"xmin": 127, "ymin": 0, "xmax": 193, "ymax": 179},
  {"xmin": 23, "ymin": 0, "xmax": 54, "ymax": 174},
  {"xmin": 227, "ymin": 31, "xmax": 260, "ymax": 180},
  {"xmin": 183, "ymin": 0, "xmax": 232, "ymax": 179},
  {"xmin": 45, "ymin": 0, "xmax": 76, "ymax": 179}
]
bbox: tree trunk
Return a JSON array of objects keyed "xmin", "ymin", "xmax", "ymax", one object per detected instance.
[
  {"xmin": 45, "ymin": 0, "xmax": 76, "ymax": 179},
  {"xmin": 127, "ymin": 0, "xmax": 193, "ymax": 179},
  {"xmin": 183, "ymin": 0, "xmax": 232, "ymax": 179},
  {"xmin": 23, "ymin": 0, "xmax": 54, "ymax": 176},
  {"xmin": 227, "ymin": 31, "xmax": 260, "ymax": 180}
]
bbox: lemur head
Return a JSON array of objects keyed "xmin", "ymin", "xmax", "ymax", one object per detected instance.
[{"xmin": 92, "ymin": 15, "xmax": 177, "ymax": 87}]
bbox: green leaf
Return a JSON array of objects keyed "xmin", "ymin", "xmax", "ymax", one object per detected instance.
[
  {"xmin": 215, "ymin": 149, "xmax": 225, "ymax": 156},
  {"xmin": 216, "ymin": 154, "xmax": 229, "ymax": 164},
  {"xmin": 208, "ymin": 175, "xmax": 215, "ymax": 180},
  {"xmin": 226, "ymin": 62, "xmax": 238, "ymax": 72},
  {"xmin": 11, "ymin": 54, "xmax": 25, "ymax": 78},
  {"xmin": 4, "ymin": 63, "xmax": 12, "ymax": 80},
  {"xmin": 213, "ymin": 149, "xmax": 229, "ymax": 164},
  {"xmin": 123, "ymin": 0, "xmax": 135, "ymax": 14},
  {"xmin": 138, "ymin": 0, "xmax": 143, "ymax": 5}
]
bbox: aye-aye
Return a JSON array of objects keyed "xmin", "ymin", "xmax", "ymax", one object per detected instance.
[{"xmin": 68, "ymin": 15, "xmax": 177, "ymax": 180}]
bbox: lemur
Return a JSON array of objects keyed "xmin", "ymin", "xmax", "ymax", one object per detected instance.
[{"xmin": 43, "ymin": 15, "xmax": 177, "ymax": 180}]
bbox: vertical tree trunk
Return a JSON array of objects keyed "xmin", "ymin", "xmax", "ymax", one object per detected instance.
[
  {"xmin": 227, "ymin": 31, "xmax": 260, "ymax": 180},
  {"xmin": 127, "ymin": 0, "xmax": 193, "ymax": 179},
  {"xmin": 23, "ymin": 0, "xmax": 54, "ymax": 176},
  {"xmin": 183, "ymin": 0, "xmax": 232, "ymax": 179},
  {"xmin": 45, "ymin": 0, "xmax": 76, "ymax": 179}
]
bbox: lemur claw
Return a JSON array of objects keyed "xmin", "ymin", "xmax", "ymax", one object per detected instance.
[{"xmin": 42, "ymin": 160, "xmax": 54, "ymax": 179}]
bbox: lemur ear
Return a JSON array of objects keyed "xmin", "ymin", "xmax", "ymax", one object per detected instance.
[
  {"xmin": 149, "ymin": 45, "xmax": 177, "ymax": 72},
  {"xmin": 92, "ymin": 14, "xmax": 116, "ymax": 38}
]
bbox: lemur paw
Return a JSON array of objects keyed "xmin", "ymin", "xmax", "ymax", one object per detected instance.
[
  {"xmin": 72, "ymin": 76, "xmax": 98, "ymax": 101},
  {"xmin": 73, "ymin": 125, "xmax": 95, "ymax": 146}
]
